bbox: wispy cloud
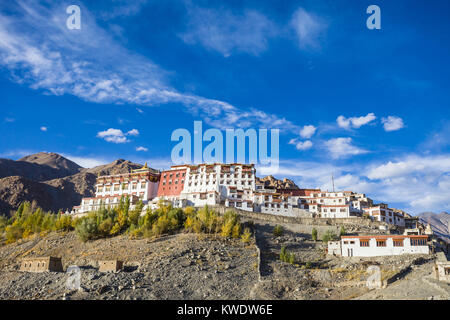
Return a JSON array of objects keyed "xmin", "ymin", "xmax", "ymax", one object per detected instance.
[
  {"xmin": 0, "ymin": 1, "xmax": 300, "ymax": 133},
  {"xmin": 180, "ymin": 5, "xmax": 277, "ymax": 57},
  {"xmin": 97, "ymin": 0, "xmax": 150, "ymax": 20},
  {"xmin": 290, "ymin": 8, "xmax": 327, "ymax": 50},
  {"xmin": 40, "ymin": 126, "xmax": 48, "ymax": 132}
]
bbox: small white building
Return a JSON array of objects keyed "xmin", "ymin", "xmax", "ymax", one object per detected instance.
[{"xmin": 328, "ymin": 235, "xmax": 430, "ymax": 257}]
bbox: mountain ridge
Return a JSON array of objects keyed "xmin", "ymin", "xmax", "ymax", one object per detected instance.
[{"xmin": 0, "ymin": 153, "xmax": 143, "ymax": 215}]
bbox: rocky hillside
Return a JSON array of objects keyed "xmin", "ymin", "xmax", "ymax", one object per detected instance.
[
  {"xmin": 0, "ymin": 219, "xmax": 448, "ymax": 300},
  {"xmin": 256, "ymin": 175, "xmax": 299, "ymax": 189},
  {"xmin": 0, "ymin": 153, "xmax": 144, "ymax": 216}
]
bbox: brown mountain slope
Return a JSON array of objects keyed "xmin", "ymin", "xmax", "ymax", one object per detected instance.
[
  {"xmin": 0, "ymin": 155, "xmax": 146, "ymax": 216},
  {"xmin": 0, "ymin": 176, "xmax": 54, "ymax": 215},
  {"xmin": 0, "ymin": 152, "xmax": 81, "ymax": 182},
  {"xmin": 19, "ymin": 152, "xmax": 81, "ymax": 174}
]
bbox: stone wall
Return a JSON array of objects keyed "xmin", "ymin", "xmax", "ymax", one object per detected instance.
[{"xmin": 211, "ymin": 205, "xmax": 387, "ymax": 228}]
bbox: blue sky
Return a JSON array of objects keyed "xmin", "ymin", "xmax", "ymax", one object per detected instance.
[{"xmin": 0, "ymin": 0, "xmax": 449, "ymax": 214}]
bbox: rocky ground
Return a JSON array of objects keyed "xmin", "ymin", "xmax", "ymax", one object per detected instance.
[
  {"xmin": 0, "ymin": 232, "xmax": 258, "ymax": 300},
  {"xmin": 0, "ymin": 219, "xmax": 449, "ymax": 300}
]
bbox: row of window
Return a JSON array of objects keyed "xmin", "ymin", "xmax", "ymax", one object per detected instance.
[
  {"xmin": 322, "ymin": 208, "xmax": 347, "ymax": 213},
  {"xmin": 162, "ymin": 179, "xmax": 184, "ymax": 185},
  {"xmin": 190, "ymin": 173, "xmax": 253, "ymax": 179},
  {"xmin": 98, "ymin": 182, "xmax": 146, "ymax": 192},
  {"xmin": 347, "ymin": 238, "xmax": 427, "ymax": 247},
  {"xmin": 162, "ymin": 172, "xmax": 186, "ymax": 179},
  {"xmin": 187, "ymin": 180, "xmax": 252, "ymax": 187},
  {"xmin": 23, "ymin": 262, "xmax": 46, "ymax": 267}
]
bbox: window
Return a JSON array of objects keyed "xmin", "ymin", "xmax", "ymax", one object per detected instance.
[
  {"xmin": 410, "ymin": 238, "xmax": 427, "ymax": 246},
  {"xmin": 393, "ymin": 240, "xmax": 403, "ymax": 247},
  {"xmin": 360, "ymin": 240, "xmax": 369, "ymax": 247},
  {"xmin": 445, "ymin": 268, "xmax": 450, "ymax": 275},
  {"xmin": 376, "ymin": 240, "xmax": 386, "ymax": 247}
]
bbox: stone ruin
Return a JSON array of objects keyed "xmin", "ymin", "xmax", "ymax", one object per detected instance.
[
  {"xmin": 98, "ymin": 260, "xmax": 123, "ymax": 272},
  {"xmin": 20, "ymin": 256, "xmax": 64, "ymax": 273}
]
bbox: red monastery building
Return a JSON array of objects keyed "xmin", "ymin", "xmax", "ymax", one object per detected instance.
[{"xmin": 157, "ymin": 165, "xmax": 187, "ymax": 197}]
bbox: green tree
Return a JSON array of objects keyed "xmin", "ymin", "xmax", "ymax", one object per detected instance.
[
  {"xmin": 322, "ymin": 230, "xmax": 337, "ymax": 243},
  {"xmin": 311, "ymin": 228, "xmax": 318, "ymax": 241},
  {"xmin": 273, "ymin": 225, "xmax": 283, "ymax": 237}
]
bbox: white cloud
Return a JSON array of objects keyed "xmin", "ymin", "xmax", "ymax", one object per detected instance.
[
  {"xmin": 299, "ymin": 125, "xmax": 316, "ymax": 138},
  {"xmin": 382, "ymin": 116, "xmax": 404, "ymax": 132},
  {"xmin": 364, "ymin": 155, "xmax": 450, "ymax": 213},
  {"xmin": 136, "ymin": 146, "xmax": 148, "ymax": 152},
  {"xmin": 367, "ymin": 155, "xmax": 450, "ymax": 180},
  {"xmin": 295, "ymin": 140, "xmax": 313, "ymax": 151},
  {"xmin": 127, "ymin": 129, "xmax": 139, "ymax": 136},
  {"xmin": 324, "ymin": 137, "xmax": 368, "ymax": 159},
  {"xmin": 337, "ymin": 113, "xmax": 376, "ymax": 129},
  {"xmin": 290, "ymin": 8, "xmax": 327, "ymax": 49},
  {"xmin": 40, "ymin": 126, "xmax": 48, "ymax": 132},
  {"xmin": 180, "ymin": 5, "xmax": 276, "ymax": 57},
  {"xmin": 96, "ymin": 128, "xmax": 139, "ymax": 144}
]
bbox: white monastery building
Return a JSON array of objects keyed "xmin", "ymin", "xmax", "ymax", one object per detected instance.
[
  {"xmin": 328, "ymin": 235, "xmax": 430, "ymax": 257},
  {"xmin": 71, "ymin": 162, "xmax": 410, "ymax": 228},
  {"xmin": 73, "ymin": 163, "xmax": 160, "ymax": 214}
]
